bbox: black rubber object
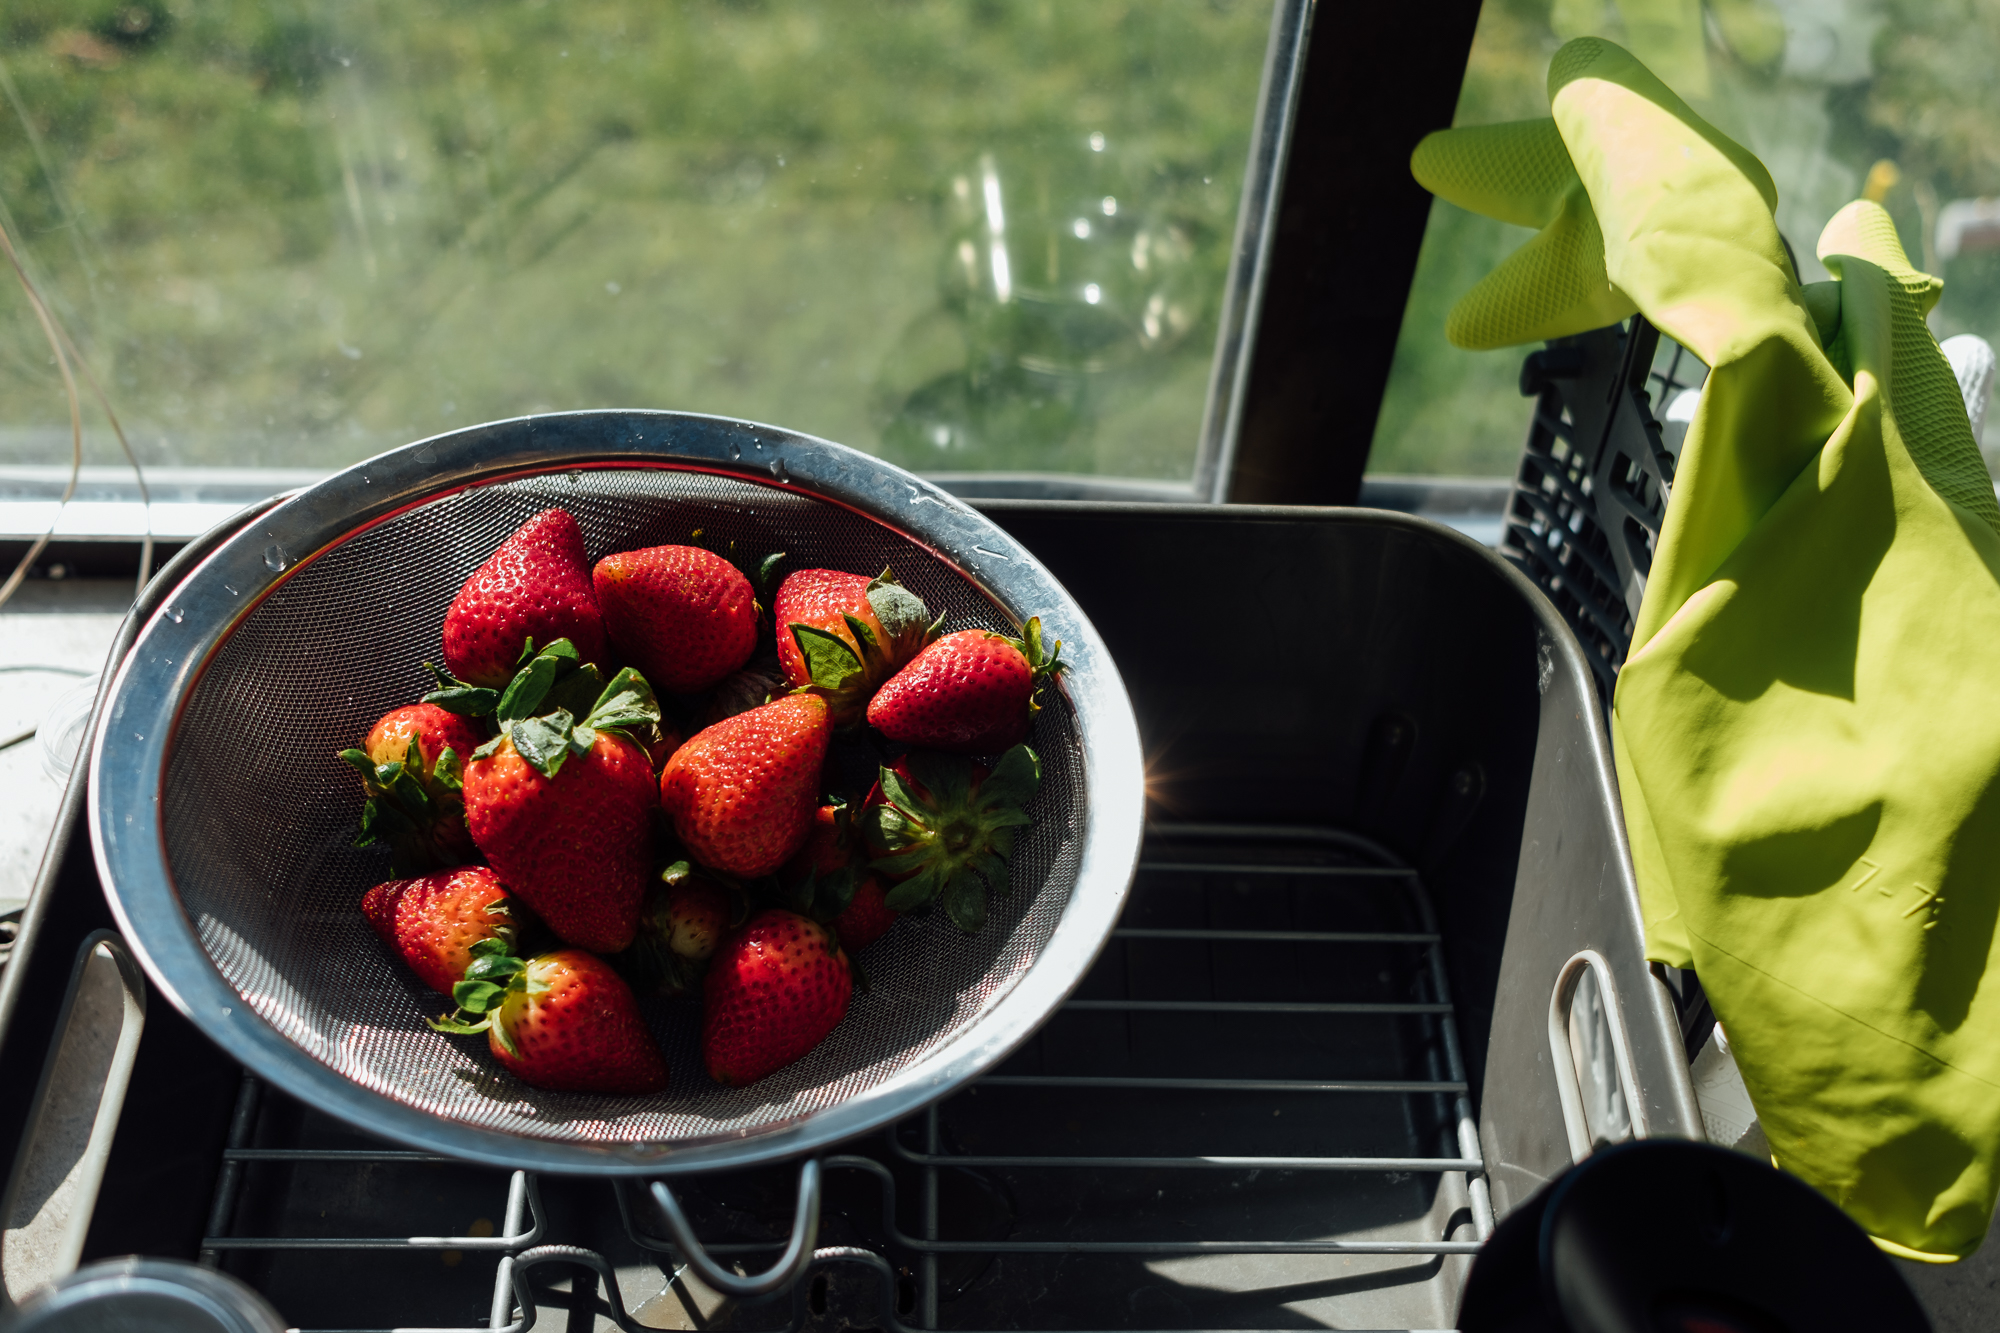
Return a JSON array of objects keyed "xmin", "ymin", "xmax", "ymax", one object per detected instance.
[{"xmin": 1459, "ymin": 1138, "xmax": 1931, "ymax": 1332}]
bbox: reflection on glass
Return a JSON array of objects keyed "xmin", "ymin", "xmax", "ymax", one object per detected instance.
[
  {"xmin": 877, "ymin": 138, "xmax": 1209, "ymax": 470},
  {"xmin": 1373, "ymin": 0, "xmax": 2000, "ymax": 479},
  {"xmin": 0, "ymin": 2, "xmax": 1269, "ymax": 481}
]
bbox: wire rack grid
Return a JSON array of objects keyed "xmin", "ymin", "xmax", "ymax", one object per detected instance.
[{"xmin": 197, "ymin": 822, "xmax": 1493, "ymax": 1333}]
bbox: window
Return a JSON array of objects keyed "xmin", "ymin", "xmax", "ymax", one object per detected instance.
[
  {"xmin": 0, "ymin": 0, "xmax": 1274, "ymax": 517},
  {"xmin": 1371, "ymin": 0, "xmax": 2000, "ymax": 479}
]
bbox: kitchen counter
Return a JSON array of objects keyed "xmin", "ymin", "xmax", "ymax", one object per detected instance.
[{"xmin": 0, "ymin": 579, "xmax": 130, "ymax": 915}]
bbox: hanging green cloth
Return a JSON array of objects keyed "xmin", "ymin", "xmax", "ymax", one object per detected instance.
[{"xmin": 1414, "ymin": 36, "xmax": 2000, "ymax": 1260}]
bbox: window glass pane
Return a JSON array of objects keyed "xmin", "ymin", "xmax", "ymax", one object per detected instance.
[
  {"xmin": 0, "ymin": 2, "xmax": 1270, "ymax": 481},
  {"xmin": 1372, "ymin": 0, "xmax": 2000, "ymax": 478}
]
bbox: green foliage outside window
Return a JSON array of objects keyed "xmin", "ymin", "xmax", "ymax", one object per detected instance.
[{"xmin": 0, "ymin": 1, "xmax": 1269, "ymax": 477}]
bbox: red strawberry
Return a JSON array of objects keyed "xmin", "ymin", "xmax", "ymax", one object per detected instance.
[
  {"xmin": 774, "ymin": 568, "xmax": 939, "ymax": 726},
  {"xmin": 461, "ymin": 647, "xmax": 666, "ymax": 952},
  {"xmin": 773, "ymin": 569, "xmax": 876, "ymax": 684},
  {"xmin": 362, "ymin": 866, "xmax": 516, "ymax": 994},
  {"xmin": 659, "ymin": 693, "xmax": 830, "ymax": 877},
  {"xmin": 464, "ymin": 731, "xmax": 655, "ymax": 952},
  {"xmin": 617, "ymin": 870, "xmax": 739, "ymax": 996},
  {"xmin": 867, "ymin": 618, "xmax": 1066, "ymax": 753},
  {"xmin": 365, "ymin": 702, "xmax": 485, "ymax": 771},
  {"xmin": 836, "ymin": 879, "xmax": 897, "ymax": 953},
  {"xmin": 860, "ymin": 747, "xmax": 1041, "ymax": 932},
  {"xmin": 594, "ymin": 546, "xmax": 758, "ymax": 694},
  {"xmin": 782, "ymin": 802, "xmax": 897, "ymax": 951},
  {"xmin": 444, "ymin": 509, "xmax": 607, "ymax": 687},
  {"xmin": 341, "ymin": 703, "xmax": 485, "ymax": 873},
  {"xmin": 433, "ymin": 946, "xmax": 667, "ymax": 1095},
  {"xmin": 659, "ymin": 873, "xmax": 733, "ymax": 961},
  {"xmin": 702, "ymin": 909, "xmax": 852, "ymax": 1085}
]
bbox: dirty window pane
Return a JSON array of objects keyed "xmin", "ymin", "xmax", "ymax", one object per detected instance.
[
  {"xmin": 1372, "ymin": 0, "xmax": 2000, "ymax": 478},
  {"xmin": 0, "ymin": 2, "xmax": 1270, "ymax": 481}
]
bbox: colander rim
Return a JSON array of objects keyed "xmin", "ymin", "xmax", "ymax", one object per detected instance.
[{"xmin": 87, "ymin": 409, "xmax": 1145, "ymax": 1176}]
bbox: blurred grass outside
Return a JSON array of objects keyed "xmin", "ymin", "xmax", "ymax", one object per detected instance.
[{"xmin": 0, "ymin": 0, "xmax": 1271, "ymax": 481}]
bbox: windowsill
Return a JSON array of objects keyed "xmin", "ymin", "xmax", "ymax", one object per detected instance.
[
  {"xmin": 0, "ymin": 580, "xmax": 132, "ymax": 909},
  {"xmin": 0, "ymin": 466, "xmax": 323, "ymax": 542},
  {"xmin": 0, "ymin": 465, "xmax": 1531, "ymax": 550}
]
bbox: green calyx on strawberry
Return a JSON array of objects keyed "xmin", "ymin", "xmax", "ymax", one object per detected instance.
[
  {"xmin": 429, "ymin": 936, "xmax": 540, "ymax": 1050},
  {"xmin": 785, "ymin": 568, "xmax": 942, "ymax": 727},
  {"xmin": 461, "ymin": 637, "xmax": 663, "ymax": 781},
  {"xmin": 779, "ymin": 797, "xmax": 867, "ymax": 920},
  {"xmin": 421, "ymin": 661, "xmax": 501, "ymax": 719},
  {"xmin": 1014, "ymin": 617, "xmax": 1067, "ymax": 712},
  {"xmin": 364, "ymin": 867, "xmax": 519, "ymax": 994},
  {"xmin": 430, "ymin": 940, "xmax": 668, "ymax": 1095},
  {"xmin": 778, "ymin": 798, "xmax": 895, "ymax": 970},
  {"xmin": 340, "ymin": 704, "xmax": 476, "ymax": 872},
  {"xmin": 861, "ymin": 745, "xmax": 1040, "ymax": 932}
]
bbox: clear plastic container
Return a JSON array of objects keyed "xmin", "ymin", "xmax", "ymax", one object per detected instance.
[{"xmin": 39, "ymin": 675, "xmax": 99, "ymax": 785}]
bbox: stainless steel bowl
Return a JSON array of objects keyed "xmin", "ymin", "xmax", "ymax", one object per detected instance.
[{"xmin": 88, "ymin": 410, "xmax": 1143, "ymax": 1180}]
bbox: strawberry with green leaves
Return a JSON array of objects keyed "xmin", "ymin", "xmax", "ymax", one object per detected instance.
[
  {"xmin": 659, "ymin": 693, "xmax": 830, "ymax": 878},
  {"xmin": 424, "ymin": 639, "xmax": 681, "ymax": 774},
  {"xmin": 616, "ymin": 862, "xmax": 742, "ymax": 997},
  {"xmin": 444, "ymin": 509, "xmax": 608, "ymax": 687},
  {"xmin": 702, "ymin": 909, "xmax": 852, "ymax": 1086},
  {"xmin": 340, "ymin": 703, "xmax": 484, "ymax": 873},
  {"xmin": 432, "ymin": 941, "xmax": 668, "ymax": 1095},
  {"xmin": 781, "ymin": 799, "xmax": 897, "ymax": 952},
  {"xmin": 867, "ymin": 618, "xmax": 1066, "ymax": 754},
  {"xmin": 861, "ymin": 746, "xmax": 1041, "ymax": 932},
  {"xmin": 362, "ymin": 866, "xmax": 517, "ymax": 994},
  {"xmin": 776, "ymin": 568, "xmax": 939, "ymax": 727},
  {"xmin": 593, "ymin": 545, "xmax": 760, "ymax": 694},
  {"xmin": 461, "ymin": 639, "xmax": 663, "ymax": 953}
]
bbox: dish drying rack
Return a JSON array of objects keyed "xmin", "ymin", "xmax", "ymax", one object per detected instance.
[
  {"xmin": 1503, "ymin": 315, "xmax": 1705, "ymax": 702},
  {"xmin": 199, "ymin": 822, "xmax": 1491, "ymax": 1332}
]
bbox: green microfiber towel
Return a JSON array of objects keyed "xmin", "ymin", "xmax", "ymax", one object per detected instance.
[{"xmin": 1414, "ymin": 36, "xmax": 2000, "ymax": 1260}]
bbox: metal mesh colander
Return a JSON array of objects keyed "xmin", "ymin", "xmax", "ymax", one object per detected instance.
[{"xmin": 93, "ymin": 414, "xmax": 1141, "ymax": 1174}]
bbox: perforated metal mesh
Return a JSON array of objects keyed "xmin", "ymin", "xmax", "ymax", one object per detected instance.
[{"xmin": 161, "ymin": 467, "xmax": 1084, "ymax": 1149}]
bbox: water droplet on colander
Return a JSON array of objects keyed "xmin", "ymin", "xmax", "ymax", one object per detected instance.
[
  {"xmin": 727, "ymin": 441, "xmax": 742, "ymax": 460},
  {"xmin": 264, "ymin": 544, "xmax": 289, "ymax": 572},
  {"xmin": 165, "ymin": 606, "xmax": 184, "ymax": 623},
  {"xmin": 414, "ymin": 444, "xmax": 437, "ymax": 464},
  {"xmin": 770, "ymin": 459, "xmax": 790, "ymax": 483},
  {"xmin": 567, "ymin": 470, "xmax": 582, "ymax": 485},
  {"xmin": 223, "ymin": 583, "xmax": 239, "ymax": 597}
]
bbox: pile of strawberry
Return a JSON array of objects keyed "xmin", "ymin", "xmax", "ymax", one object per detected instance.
[{"xmin": 343, "ymin": 508, "xmax": 1064, "ymax": 1097}]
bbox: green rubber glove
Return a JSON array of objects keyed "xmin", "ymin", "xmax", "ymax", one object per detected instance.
[{"xmin": 1415, "ymin": 37, "xmax": 2000, "ymax": 1260}]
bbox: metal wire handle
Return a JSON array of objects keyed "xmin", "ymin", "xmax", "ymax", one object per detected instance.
[
  {"xmin": 647, "ymin": 1158, "xmax": 823, "ymax": 1297},
  {"xmin": 1548, "ymin": 949, "xmax": 1647, "ymax": 1162}
]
